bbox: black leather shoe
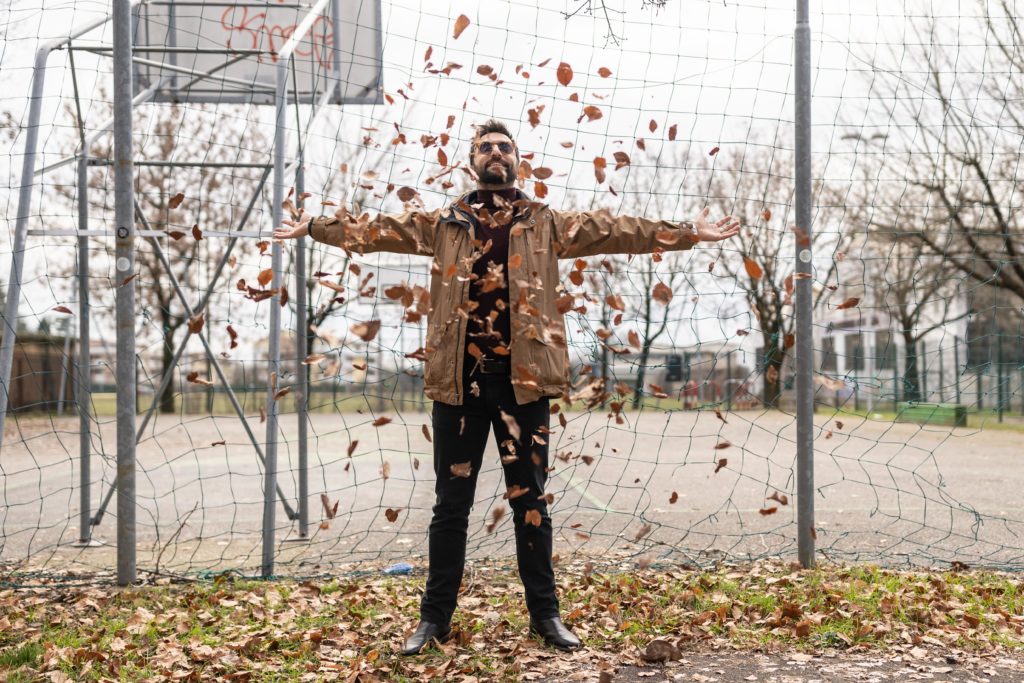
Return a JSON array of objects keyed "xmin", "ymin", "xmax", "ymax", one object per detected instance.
[
  {"xmin": 529, "ymin": 616, "xmax": 582, "ymax": 651},
  {"xmin": 400, "ymin": 620, "xmax": 452, "ymax": 655}
]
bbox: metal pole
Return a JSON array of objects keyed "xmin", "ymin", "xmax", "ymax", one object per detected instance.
[
  {"xmin": 260, "ymin": 0, "xmax": 330, "ymax": 571},
  {"xmin": 794, "ymin": 0, "xmax": 815, "ymax": 569},
  {"xmin": 0, "ymin": 52, "xmax": 50, "ymax": 449},
  {"xmin": 77, "ymin": 156, "xmax": 94, "ymax": 545},
  {"xmin": 295, "ymin": 160, "xmax": 309, "ymax": 538},
  {"xmin": 263, "ymin": 59, "xmax": 289, "ymax": 578},
  {"xmin": 112, "ymin": 0, "xmax": 137, "ymax": 585}
]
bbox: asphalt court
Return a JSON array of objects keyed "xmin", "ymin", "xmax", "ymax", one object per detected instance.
[{"xmin": 2, "ymin": 407, "xmax": 1022, "ymax": 573}]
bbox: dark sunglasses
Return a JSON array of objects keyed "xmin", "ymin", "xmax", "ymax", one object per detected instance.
[{"xmin": 477, "ymin": 141, "xmax": 514, "ymax": 154}]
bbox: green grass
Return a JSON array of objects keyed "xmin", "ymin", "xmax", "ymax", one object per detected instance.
[
  {"xmin": 0, "ymin": 642, "xmax": 42, "ymax": 670},
  {"xmin": 2, "ymin": 564, "xmax": 1021, "ymax": 681}
]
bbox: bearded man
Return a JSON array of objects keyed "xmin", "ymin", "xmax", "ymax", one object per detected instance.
[{"xmin": 273, "ymin": 119, "xmax": 740, "ymax": 654}]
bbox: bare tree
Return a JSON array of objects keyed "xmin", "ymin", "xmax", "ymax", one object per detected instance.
[
  {"xmin": 856, "ymin": 0, "xmax": 1024, "ymax": 302},
  {"xmin": 56, "ymin": 99, "xmax": 268, "ymax": 413},
  {"xmin": 704, "ymin": 144, "xmax": 846, "ymax": 408}
]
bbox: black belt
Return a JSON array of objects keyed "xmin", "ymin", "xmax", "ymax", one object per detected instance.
[{"xmin": 472, "ymin": 357, "xmax": 510, "ymax": 375}]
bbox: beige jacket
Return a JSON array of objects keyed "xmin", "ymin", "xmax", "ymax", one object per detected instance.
[{"xmin": 309, "ymin": 190, "xmax": 698, "ymax": 405}]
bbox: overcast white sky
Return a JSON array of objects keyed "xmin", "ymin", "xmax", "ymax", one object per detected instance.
[{"xmin": 0, "ymin": 0, "xmax": 1001, "ymax": 375}]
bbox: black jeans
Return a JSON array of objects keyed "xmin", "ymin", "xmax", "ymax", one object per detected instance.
[{"xmin": 420, "ymin": 365, "xmax": 559, "ymax": 625}]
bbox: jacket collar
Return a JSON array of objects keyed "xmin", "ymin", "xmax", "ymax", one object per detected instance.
[{"xmin": 440, "ymin": 188, "xmax": 544, "ymax": 230}]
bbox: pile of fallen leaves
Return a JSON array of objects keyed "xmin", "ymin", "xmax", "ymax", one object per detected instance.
[{"xmin": 0, "ymin": 560, "xmax": 1020, "ymax": 682}]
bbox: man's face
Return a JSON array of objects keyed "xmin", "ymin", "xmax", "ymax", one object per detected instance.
[{"xmin": 472, "ymin": 132, "xmax": 518, "ymax": 186}]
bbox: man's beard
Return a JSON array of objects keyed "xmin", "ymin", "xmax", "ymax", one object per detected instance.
[{"xmin": 476, "ymin": 159, "xmax": 514, "ymax": 185}]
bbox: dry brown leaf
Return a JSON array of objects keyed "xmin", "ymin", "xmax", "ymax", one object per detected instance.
[
  {"xmin": 652, "ymin": 282, "xmax": 672, "ymax": 305},
  {"xmin": 320, "ymin": 493, "xmax": 338, "ymax": 519},
  {"xmin": 557, "ymin": 62, "xmax": 573, "ymax": 86},
  {"xmin": 351, "ymin": 320, "xmax": 381, "ymax": 342},
  {"xmin": 450, "ymin": 461, "xmax": 473, "ymax": 478},
  {"xmin": 836, "ymin": 297, "xmax": 860, "ymax": 310},
  {"xmin": 453, "ymin": 14, "xmax": 470, "ymax": 39},
  {"xmin": 743, "ymin": 256, "xmax": 764, "ymax": 280}
]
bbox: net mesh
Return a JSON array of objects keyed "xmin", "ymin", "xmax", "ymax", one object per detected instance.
[{"xmin": 1, "ymin": 0, "xmax": 1023, "ymax": 580}]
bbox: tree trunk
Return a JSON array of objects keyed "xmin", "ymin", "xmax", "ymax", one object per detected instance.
[
  {"xmin": 761, "ymin": 332, "xmax": 784, "ymax": 409},
  {"xmin": 901, "ymin": 331, "xmax": 921, "ymax": 402},
  {"xmin": 159, "ymin": 311, "xmax": 177, "ymax": 414}
]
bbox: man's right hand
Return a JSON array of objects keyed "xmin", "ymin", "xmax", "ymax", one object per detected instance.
[{"xmin": 273, "ymin": 209, "xmax": 312, "ymax": 241}]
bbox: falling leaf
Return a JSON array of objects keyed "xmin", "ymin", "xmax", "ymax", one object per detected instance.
[
  {"xmin": 714, "ymin": 458, "xmax": 727, "ymax": 473},
  {"xmin": 612, "ymin": 151, "xmax": 630, "ymax": 170},
  {"xmin": 351, "ymin": 320, "xmax": 381, "ymax": 342},
  {"xmin": 320, "ymin": 493, "xmax": 338, "ymax": 519},
  {"xmin": 649, "ymin": 119, "xmax": 658, "ymax": 133},
  {"xmin": 597, "ymin": 67, "xmax": 612, "ymax": 77},
  {"xmin": 476, "ymin": 64, "xmax": 493, "ymax": 76},
  {"xmin": 835, "ymin": 420, "xmax": 844, "ymax": 430},
  {"xmin": 633, "ymin": 523, "xmax": 653, "ymax": 542},
  {"xmin": 581, "ymin": 105, "xmax": 603, "ymax": 122},
  {"xmin": 450, "ymin": 461, "xmax": 473, "ymax": 478},
  {"xmin": 52, "ymin": 306, "xmax": 73, "ymax": 314},
  {"xmin": 669, "ymin": 491, "xmax": 679, "ymax": 504},
  {"xmin": 524, "ymin": 509, "xmax": 543, "ymax": 527},
  {"xmin": 592, "ymin": 156, "xmax": 607, "ymax": 184},
  {"xmin": 668, "ymin": 124, "xmax": 677, "ymax": 141},
  {"xmin": 714, "ymin": 441, "xmax": 731, "ymax": 449},
  {"xmin": 602, "ymin": 294, "xmax": 624, "ymax": 312},
  {"xmin": 533, "ymin": 167, "xmax": 553, "ymax": 180},
  {"xmin": 453, "ymin": 14, "xmax": 470, "ymax": 39},
  {"xmin": 185, "ymin": 371, "xmax": 213, "ymax": 386},
  {"xmin": 347, "ymin": 440, "xmax": 359, "ymax": 457},
  {"xmin": 762, "ymin": 208, "xmax": 772, "ymax": 221},
  {"xmin": 715, "ymin": 409, "xmax": 728, "ymax": 424},
  {"xmin": 652, "ymin": 282, "xmax": 672, "ymax": 305},
  {"xmin": 168, "ymin": 192, "xmax": 185, "ymax": 209},
  {"xmin": 191, "ymin": 224, "xmax": 203, "ymax": 241},
  {"xmin": 258, "ymin": 268, "xmax": 273, "ymax": 287},
  {"xmin": 384, "ymin": 508, "xmax": 400, "ymax": 523},
  {"xmin": 557, "ymin": 62, "xmax": 573, "ymax": 86},
  {"xmin": 501, "ymin": 410, "xmax": 521, "ymax": 440},
  {"xmin": 486, "ymin": 506, "xmax": 507, "ymax": 533},
  {"xmin": 759, "ymin": 506, "xmax": 778, "ymax": 516},
  {"xmin": 421, "ymin": 424, "xmax": 432, "ymax": 442},
  {"xmin": 743, "ymin": 257, "xmax": 763, "ymax": 280},
  {"xmin": 836, "ymin": 297, "xmax": 860, "ymax": 310},
  {"xmin": 380, "ymin": 461, "xmax": 391, "ymax": 479},
  {"xmin": 627, "ymin": 330, "xmax": 641, "ymax": 350},
  {"xmin": 768, "ymin": 491, "xmax": 789, "ymax": 505},
  {"xmin": 187, "ymin": 312, "xmax": 205, "ymax": 335},
  {"xmin": 372, "ymin": 416, "xmax": 392, "ymax": 427},
  {"xmin": 397, "ymin": 186, "xmax": 417, "ymax": 202},
  {"xmin": 709, "ymin": 146, "xmax": 720, "ymax": 156}
]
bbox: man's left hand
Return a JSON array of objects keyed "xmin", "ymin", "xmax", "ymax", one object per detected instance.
[{"xmin": 692, "ymin": 207, "xmax": 741, "ymax": 242}]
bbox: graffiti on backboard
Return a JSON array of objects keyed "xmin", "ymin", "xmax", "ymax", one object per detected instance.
[{"xmin": 219, "ymin": 4, "xmax": 335, "ymax": 70}]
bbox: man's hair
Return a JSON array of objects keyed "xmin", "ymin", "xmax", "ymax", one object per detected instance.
[{"xmin": 470, "ymin": 119, "xmax": 518, "ymax": 161}]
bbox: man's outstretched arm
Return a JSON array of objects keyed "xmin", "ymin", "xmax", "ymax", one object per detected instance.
[
  {"xmin": 550, "ymin": 206, "xmax": 740, "ymax": 258},
  {"xmin": 274, "ymin": 206, "xmax": 440, "ymax": 256}
]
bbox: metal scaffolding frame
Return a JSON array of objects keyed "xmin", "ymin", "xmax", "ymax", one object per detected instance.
[{"xmin": 0, "ymin": 0, "xmax": 383, "ymax": 582}]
